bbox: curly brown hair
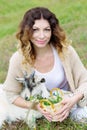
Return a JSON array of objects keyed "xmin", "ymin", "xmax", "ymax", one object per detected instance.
[{"xmin": 16, "ymin": 7, "xmax": 68, "ymax": 66}]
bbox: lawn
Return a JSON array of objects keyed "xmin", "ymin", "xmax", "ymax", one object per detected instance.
[{"xmin": 0, "ymin": 0, "xmax": 87, "ymax": 129}]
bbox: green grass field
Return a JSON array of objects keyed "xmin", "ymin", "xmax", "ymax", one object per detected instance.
[{"xmin": 0, "ymin": 0, "xmax": 87, "ymax": 129}]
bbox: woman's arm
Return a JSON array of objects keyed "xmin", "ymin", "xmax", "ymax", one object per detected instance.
[
  {"xmin": 68, "ymin": 46, "xmax": 87, "ymax": 106},
  {"xmin": 3, "ymin": 52, "xmax": 26, "ymax": 103},
  {"xmin": 13, "ymin": 96, "xmax": 37, "ymax": 109}
]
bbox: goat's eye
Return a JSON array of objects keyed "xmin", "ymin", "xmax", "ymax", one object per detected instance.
[{"xmin": 40, "ymin": 78, "xmax": 45, "ymax": 83}]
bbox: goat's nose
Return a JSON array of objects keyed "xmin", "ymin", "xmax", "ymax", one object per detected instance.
[{"xmin": 25, "ymin": 97, "xmax": 29, "ymax": 101}]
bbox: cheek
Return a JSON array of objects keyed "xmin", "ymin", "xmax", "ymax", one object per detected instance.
[
  {"xmin": 32, "ymin": 31, "xmax": 52, "ymax": 38},
  {"xmin": 45, "ymin": 31, "xmax": 52, "ymax": 38},
  {"xmin": 32, "ymin": 33, "xmax": 39, "ymax": 39},
  {"xmin": 48, "ymin": 32, "xmax": 52, "ymax": 38},
  {"xmin": 47, "ymin": 34, "xmax": 51, "ymax": 41}
]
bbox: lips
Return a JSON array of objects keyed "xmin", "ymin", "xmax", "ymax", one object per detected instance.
[{"xmin": 36, "ymin": 40, "xmax": 46, "ymax": 44}]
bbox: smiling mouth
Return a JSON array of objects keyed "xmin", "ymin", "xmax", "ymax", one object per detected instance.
[{"xmin": 36, "ymin": 40, "xmax": 46, "ymax": 44}]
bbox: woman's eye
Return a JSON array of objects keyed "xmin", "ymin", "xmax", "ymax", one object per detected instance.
[
  {"xmin": 33, "ymin": 28, "xmax": 38, "ymax": 32},
  {"xmin": 45, "ymin": 28, "xmax": 51, "ymax": 31}
]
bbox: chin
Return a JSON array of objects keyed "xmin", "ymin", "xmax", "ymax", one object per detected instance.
[{"xmin": 35, "ymin": 43, "xmax": 48, "ymax": 48}]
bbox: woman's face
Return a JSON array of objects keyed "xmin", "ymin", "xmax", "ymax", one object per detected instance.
[{"xmin": 30, "ymin": 19, "xmax": 52, "ymax": 48}]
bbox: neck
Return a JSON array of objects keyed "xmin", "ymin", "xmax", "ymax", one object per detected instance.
[{"xmin": 34, "ymin": 44, "xmax": 52, "ymax": 58}]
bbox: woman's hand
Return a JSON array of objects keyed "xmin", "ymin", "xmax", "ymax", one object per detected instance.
[
  {"xmin": 53, "ymin": 94, "xmax": 81, "ymax": 122},
  {"xmin": 37, "ymin": 103, "xmax": 52, "ymax": 122}
]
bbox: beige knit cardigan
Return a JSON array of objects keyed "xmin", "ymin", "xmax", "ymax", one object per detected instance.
[{"xmin": 3, "ymin": 45, "xmax": 87, "ymax": 107}]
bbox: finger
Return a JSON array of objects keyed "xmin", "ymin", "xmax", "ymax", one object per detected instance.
[
  {"xmin": 45, "ymin": 117, "xmax": 52, "ymax": 122},
  {"xmin": 37, "ymin": 104, "xmax": 51, "ymax": 115},
  {"xmin": 54, "ymin": 105, "xmax": 68, "ymax": 116},
  {"xmin": 38, "ymin": 107, "xmax": 50, "ymax": 115},
  {"xmin": 37, "ymin": 106, "xmax": 52, "ymax": 119},
  {"xmin": 61, "ymin": 99, "xmax": 67, "ymax": 104},
  {"xmin": 37, "ymin": 105, "xmax": 45, "ymax": 112},
  {"xmin": 42, "ymin": 110, "xmax": 53, "ymax": 121},
  {"xmin": 54, "ymin": 109, "xmax": 69, "ymax": 121},
  {"xmin": 59, "ymin": 111, "xmax": 69, "ymax": 122},
  {"xmin": 44, "ymin": 115, "xmax": 52, "ymax": 122}
]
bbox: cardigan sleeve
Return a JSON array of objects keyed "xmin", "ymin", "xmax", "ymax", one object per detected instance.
[
  {"xmin": 69, "ymin": 46, "xmax": 87, "ymax": 107},
  {"xmin": 3, "ymin": 51, "xmax": 23, "ymax": 103}
]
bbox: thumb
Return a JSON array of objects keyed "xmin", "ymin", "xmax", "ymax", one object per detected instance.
[{"xmin": 60, "ymin": 99, "xmax": 67, "ymax": 105}]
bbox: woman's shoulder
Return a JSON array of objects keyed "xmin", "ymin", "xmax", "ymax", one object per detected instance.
[
  {"xmin": 68, "ymin": 45, "xmax": 75, "ymax": 51},
  {"xmin": 60, "ymin": 45, "xmax": 77, "ymax": 56},
  {"xmin": 10, "ymin": 51, "xmax": 23, "ymax": 65},
  {"xmin": 66, "ymin": 45, "xmax": 81, "ymax": 62},
  {"xmin": 67, "ymin": 45, "xmax": 78, "ymax": 55}
]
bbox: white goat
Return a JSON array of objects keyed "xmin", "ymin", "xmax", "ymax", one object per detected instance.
[
  {"xmin": 0, "ymin": 71, "xmax": 50, "ymax": 130},
  {"xmin": 1, "ymin": 71, "xmax": 87, "ymax": 129}
]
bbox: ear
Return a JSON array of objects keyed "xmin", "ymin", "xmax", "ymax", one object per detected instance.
[
  {"xmin": 30, "ymin": 70, "xmax": 35, "ymax": 79},
  {"xmin": 23, "ymin": 71, "xmax": 28, "ymax": 77},
  {"xmin": 15, "ymin": 77, "xmax": 25, "ymax": 83}
]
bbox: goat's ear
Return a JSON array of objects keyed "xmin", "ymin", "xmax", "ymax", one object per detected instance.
[
  {"xmin": 23, "ymin": 71, "xmax": 28, "ymax": 77},
  {"xmin": 30, "ymin": 70, "xmax": 35, "ymax": 78},
  {"xmin": 15, "ymin": 77, "xmax": 25, "ymax": 83}
]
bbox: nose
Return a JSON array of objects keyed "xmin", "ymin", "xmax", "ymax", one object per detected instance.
[
  {"xmin": 25, "ymin": 96, "xmax": 29, "ymax": 101},
  {"xmin": 39, "ymin": 31, "xmax": 45, "ymax": 39}
]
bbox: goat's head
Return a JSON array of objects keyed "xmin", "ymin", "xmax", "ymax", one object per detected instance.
[{"xmin": 16, "ymin": 71, "xmax": 45, "ymax": 100}]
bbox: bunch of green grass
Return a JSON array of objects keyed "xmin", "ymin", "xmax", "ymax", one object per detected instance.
[
  {"xmin": 0, "ymin": 0, "xmax": 87, "ymax": 82},
  {"xmin": 2, "ymin": 118, "xmax": 87, "ymax": 130}
]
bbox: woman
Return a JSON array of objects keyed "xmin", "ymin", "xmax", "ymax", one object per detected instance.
[{"xmin": 3, "ymin": 7, "xmax": 87, "ymax": 122}]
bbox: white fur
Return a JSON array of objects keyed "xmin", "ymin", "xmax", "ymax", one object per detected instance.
[
  {"xmin": 0, "ymin": 85, "xmax": 9, "ymax": 127},
  {"xmin": 1, "ymin": 82, "xmax": 87, "ymax": 129},
  {"xmin": 0, "ymin": 79, "xmax": 50, "ymax": 129}
]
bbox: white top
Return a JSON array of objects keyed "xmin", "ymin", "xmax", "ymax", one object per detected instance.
[{"xmin": 35, "ymin": 46, "xmax": 69, "ymax": 91}]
